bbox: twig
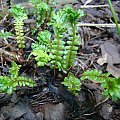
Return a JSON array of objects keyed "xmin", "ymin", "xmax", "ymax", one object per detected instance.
[
  {"xmin": 77, "ymin": 23, "xmax": 120, "ymax": 27},
  {"xmin": 24, "ymin": 36, "xmax": 35, "ymax": 42},
  {"xmin": 0, "ymin": 0, "xmax": 4, "ymax": 14},
  {"xmin": 84, "ymin": 111, "xmax": 96, "ymax": 116},
  {"xmin": 80, "ymin": 5, "xmax": 109, "ymax": 9},
  {"xmin": 95, "ymin": 97, "xmax": 109, "ymax": 108},
  {"xmin": 0, "ymin": 14, "xmax": 8, "ymax": 25}
]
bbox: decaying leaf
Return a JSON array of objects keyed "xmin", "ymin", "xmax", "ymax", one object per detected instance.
[
  {"xmin": 107, "ymin": 64, "xmax": 120, "ymax": 78},
  {"xmin": 97, "ymin": 42, "xmax": 120, "ymax": 78},
  {"xmin": 98, "ymin": 42, "xmax": 120, "ymax": 65}
]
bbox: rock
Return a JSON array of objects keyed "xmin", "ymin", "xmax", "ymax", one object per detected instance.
[
  {"xmin": 1, "ymin": 97, "xmax": 36, "ymax": 120},
  {"xmin": 11, "ymin": 92, "xmax": 20, "ymax": 104},
  {"xmin": 36, "ymin": 112, "xmax": 44, "ymax": 120},
  {"xmin": 99, "ymin": 103, "xmax": 112, "ymax": 120},
  {"xmin": 0, "ymin": 93, "xmax": 11, "ymax": 104},
  {"xmin": 2, "ymin": 111, "xmax": 10, "ymax": 120},
  {"xmin": 41, "ymin": 103, "xmax": 65, "ymax": 120},
  {"xmin": 1, "ymin": 103, "xmax": 26, "ymax": 120}
]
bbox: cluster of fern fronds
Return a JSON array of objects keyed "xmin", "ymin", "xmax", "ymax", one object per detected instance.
[
  {"xmin": 31, "ymin": 6, "xmax": 84, "ymax": 71},
  {"xmin": 61, "ymin": 69, "xmax": 120, "ymax": 100}
]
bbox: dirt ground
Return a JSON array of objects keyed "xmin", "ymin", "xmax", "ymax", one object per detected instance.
[{"xmin": 0, "ymin": 0, "xmax": 120, "ymax": 120}]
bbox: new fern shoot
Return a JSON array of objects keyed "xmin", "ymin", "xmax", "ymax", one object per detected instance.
[
  {"xmin": 9, "ymin": 5, "xmax": 28, "ymax": 48},
  {"xmin": 48, "ymin": 10, "xmax": 67, "ymax": 71},
  {"xmin": 29, "ymin": 0, "xmax": 55, "ymax": 31},
  {"xmin": 0, "ymin": 61, "xmax": 35, "ymax": 94},
  {"xmin": 30, "ymin": 30, "xmax": 51, "ymax": 66},
  {"xmin": 62, "ymin": 7, "xmax": 85, "ymax": 69},
  {"xmin": 29, "ymin": 0, "xmax": 50, "ymax": 25}
]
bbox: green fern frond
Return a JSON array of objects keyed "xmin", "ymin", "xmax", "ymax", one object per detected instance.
[
  {"xmin": 9, "ymin": 61, "xmax": 21, "ymax": 78},
  {"xmin": 30, "ymin": 49, "xmax": 50, "ymax": 66},
  {"xmin": 81, "ymin": 69, "xmax": 120, "ymax": 100},
  {"xmin": 0, "ymin": 76, "xmax": 14, "ymax": 94},
  {"xmin": 37, "ymin": 30, "xmax": 52, "ymax": 52},
  {"xmin": 49, "ymin": 10, "xmax": 67, "ymax": 70},
  {"xmin": 9, "ymin": 5, "xmax": 28, "ymax": 49},
  {"xmin": 14, "ymin": 18, "xmax": 25, "ymax": 48},
  {"xmin": 0, "ymin": 31, "xmax": 13, "ymax": 38},
  {"xmin": 50, "ymin": 39, "xmax": 65, "ymax": 70},
  {"xmin": 62, "ymin": 72, "xmax": 81, "ymax": 95},
  {"xmin": 81, "ymin": 69, "xmax": 110, "ymax": 82},
  {"xmin": 0, "ymin": 62, "xmax": 35, "ymax": 94},
  {"xmin": 62, "ymin": 7, "xmax": 84, "ymax": 69},
  {"xmin": 29, "ymin": 0, "xmax": 50, "ymax": 25}
]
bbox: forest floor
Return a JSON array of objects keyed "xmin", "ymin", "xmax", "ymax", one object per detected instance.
[{"xmin": 0, "ymin": 0, "xmax": 120, "ymax": 120}]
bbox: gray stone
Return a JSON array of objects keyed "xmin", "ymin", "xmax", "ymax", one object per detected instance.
[{"xmin": 11, "ymin": 92, "xmax": 20, "ymax": 104}]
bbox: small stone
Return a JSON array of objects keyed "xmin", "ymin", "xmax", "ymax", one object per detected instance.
[
  {"xmin": 36, "ymin": 112, "xmax": 44, "ymax": 120},
  {"xmin": 11, "ymin": 92, "xmax": 20, "ymax": 104},
  {"xmin": 2, "ymin": 112, "xmax": 10, "ymax": 120},
  {"xmin": 44, "ymin": 103, "xmax": 65, "ymax": 120}
]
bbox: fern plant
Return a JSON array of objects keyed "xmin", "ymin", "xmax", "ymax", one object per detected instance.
[
  {"xmin": 30, "ymin": 30, "xmax": 51, "ymax": 66},
  {"xmin": 81, "ymin": 69, "xmax": 120, "ymax": 100},
  {"xmin": 0, "ymin": 61, "xmax": 35, "ymax": 94},
  {"xmin": 30, "ymin": 9, "xmax": 66, "ymax": 71},
  {"xmin": 37, "ymin": 30, "xmax": 52, "ymax": 50},
  {"xmin": 9, "ymin": 5, "xmax": 28, "ymax": 48},
  {"xmin": 29, "ymin": 0, "xmax": 54, "ymax": 31},
  {"xmin": 48, "ymin": 10, "xmax": 67, "ymax": 71},
  {"xmin": 29, "ymin": 49, "xmax": 51, "ymax": 66},
  {"xmin": 29, "ymin": 0, "xmax": 49, "ymax": 24},
  {"xmin": 30, "ymin": 7, "xmax": 84, "ymax": 72},
  {"xmin": 62, "ymin": 69, "xmax": 120, "ymax": 100}
]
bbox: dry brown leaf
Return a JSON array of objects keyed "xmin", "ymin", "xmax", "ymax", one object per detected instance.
[
  {"xmin": 97, "ymin": 42, "xmax": 120, "ymax": 65},
  {"xmin": 107, "ymin": 64, "xmax": 120, "ymax": 78}
]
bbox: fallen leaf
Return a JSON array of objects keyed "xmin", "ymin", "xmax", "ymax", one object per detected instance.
[
  {"xmin": 107, "ymin": 64, "xmax": 120, "ymax": 78},
  {"xmin": 97, "ymin": 42, "xmax": 120, "ymax": 65}
]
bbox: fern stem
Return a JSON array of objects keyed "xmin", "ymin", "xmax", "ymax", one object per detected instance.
[
  {"xmin": 67, "ymin": 22, "xmax": 76, "ymax": 68},
  {"xmin": 54, "ymin": 32, "xmax": 60, "ymax": 70},
  {"xmin": 107, "ymin": 0, "xmax": 120, "ymax": 37}
]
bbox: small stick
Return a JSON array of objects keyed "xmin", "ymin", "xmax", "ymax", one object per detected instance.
[
  {"xmin": 1, "ymin": 0, "xmax": 4, "ymax": 14},
  {"xmin": 77, "ymin": 23, "xmax": 120, "ymax": 27},
  {"xmin": 80, "ymin": 5, "xmax": 109, "ymax": 9},
  {"xmin": 95, "ymin": 97, "xmax": 109, "ymax": 108}
]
